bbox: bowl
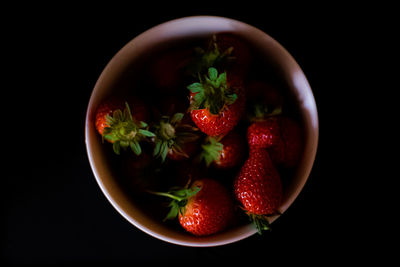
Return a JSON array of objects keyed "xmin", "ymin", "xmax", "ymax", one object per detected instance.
[{"xmin": 85, "ymin": 16, "xmax": 319, "ymax": 247}]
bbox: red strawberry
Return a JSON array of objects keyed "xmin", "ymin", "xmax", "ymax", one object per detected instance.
[
  {"xmin": 200, "ymin": 131, "xmax": 245, "ymax": 169},
  {"xmin": 95, "ymin": 98, "xmax": 124, "ymax": 137},
  {"xmin": 95, "ymin": 97, "xmax": 148, "ymax": 137},
  {"xmin": 150, "ymin": 178, "xmax": 234, "ymax": 236},
  {"xmin": 234, "ymin": 148, "xmax": 283, "ymax": 233},
  {"xmin": 94, "ymin": 97, "xmax": 155, "ymax": 155},
  {"xmin": 268, "ymin": 117, "xmax": 303, "ymax": 168},
  {"xmin": 247, "ymin": 118, "xmax": 281, "ymax": 149},
  {"xmin": 188, "ymin": 67, "xmax": 246, "ymax": 137},
  {"xmin": 152, "ymin": 113, "xmax": 199, "ymax": 162},
  {"xmin": 247, "ymin": 116, "xmax": 303, "ymax": 168}
]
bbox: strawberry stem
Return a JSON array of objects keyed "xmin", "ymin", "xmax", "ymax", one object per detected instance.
[{"xmin": 146, "ymin": 191, "xmax": 185, "ymax": 202}]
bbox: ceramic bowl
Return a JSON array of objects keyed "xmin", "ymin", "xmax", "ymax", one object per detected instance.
[{"xmin": 85, "ymin": 16, "xmax": 319, "ymax": 247}]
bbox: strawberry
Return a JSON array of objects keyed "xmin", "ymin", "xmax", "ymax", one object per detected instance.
[
  {"xmin": 187, "ymin": 67, "xmax": 246, "ymax": 137},
  {"xmin": 150, "ymin": 178, "xmax": 234, "ymax": 236},
  {"xmin": 247, "ymin": 117, "xmax": 281, "ymax": 149},
  {"xmin": 152, "ymin": 112, "xmax": 199, "ymax": 162},
  {"xmin": 94, "ymin": 97, "xmax": 155, "ymax": 155},
  {"xmin": 268, "ymin": 116, "xmax": 303, "ymax": 168},
  {"xmin": 199, "ymin": 131, "xmax": 245, "ymax": 169},
  {"xmin": 234, "ymin": 148, "xmax": 283, "ymax": 233},
  {"xmin": 247, "ymin": 116, "xmax": 303, "ymax": 168}
]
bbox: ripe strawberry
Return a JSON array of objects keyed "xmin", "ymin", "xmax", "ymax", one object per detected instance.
[
  {"xmin": 268, "ymin": 117, "xmax": 303, "ymax": 168},
  {"xmin": 247, "ymin": 118, "xmax": 281, "ymax": 149},
  {"xmin": 247, "ymin": 116, "xmax": 303, "ymax": 168},
  {"xmin": 150, "ymin": 178, "xmax": 234, "ymax": 236},
  {"xmin": 199, "ymin": 131, "xmax": 245, "ymax": 169},
  {"xmin": 94, "ymin": 97, "xmax": 155, "ymax": 155},
  {"xmin": 152, "ymin": 113, "xmax": 199, "ymax": 162},
  {"xmin": 234, "ymin": 148, "xmax": 283, "ymax": 233},
  {"xmin": 95, "ymin": 97, "xmax": 149, "ymax": 136},
  {"xmin": 188, "ymin": 67, "xmax": 246, "ymax": 137}
]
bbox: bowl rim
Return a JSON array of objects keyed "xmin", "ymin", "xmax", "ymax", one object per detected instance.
[{"xmin": 85, "ymin": 15, "xmax": 319, "ymax": 247}]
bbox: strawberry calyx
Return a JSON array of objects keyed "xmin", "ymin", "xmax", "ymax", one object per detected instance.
[
  {"xmin": 188, "ymin": 67, "xmax": 237, "ymax": 115},
  {"xmin": 185, "ymin": 34, "xmax": 234, "ymax": 77},
  {"xmin": 247, "ymin": 212, "xmax": 271, "ymax": 234},
  {"xmin": 248, "ymin": 103, "xmax": 282, "ymax": 122},
  {"xmin": 244, "ymin": 209, "xmax": 282, "ymax": 234},
  {"xmin": 148, "ymin": 181, "xmax": 201, "ymax": 221},
  {"xmin": 152, "ymin": 113, "xmax": 199, "ymax": 163},
  {"xmin": 103, "ymin": 102, "xmax": 155, "ymax": 155},
  {"xmin": 199, "ymin": 136, "xmax": 223, "ymax": 167}
]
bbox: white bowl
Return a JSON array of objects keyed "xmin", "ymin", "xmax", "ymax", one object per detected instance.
[{"xmin": 85, "ymin": 16, "xmax": 319, "ymax": 247}]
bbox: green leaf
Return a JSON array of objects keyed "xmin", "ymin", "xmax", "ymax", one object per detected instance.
[
  {"xmin": 225, "ymin": 93, "xmax": 237, "ymax": 105},
  {"xmin": 170, "ymin": 113, "xmax": 184, "ymax": 125},
  {"xmin": 148, "ymin": 186, "xmax": 202, "ymax": 221},
  {"xmin": 103, "ymin": 127, "xmax": 112, "ymax": 135},
  {"xmin": 113, "ymin": 110, "xmax": 123, "ymax": 121},
  {"xmin": 153, "ymin": 141, "xmax": 161, "ymax": 157},
  {"xmin": 138, "ymin": 129, "xmax": 156, "ymax": 137},
  {"xmin": 113, "ymin": 141, "xmax": 121, "ymax": 155},
  {"xmin": 216, "ymin": 72, "xmax": 227, "ymax": 87},
  {"xmin": 187, "ymin": 82, "xmax": 203, "ymax": 93},
  {"xmin": 139, "ymin": 121, "xmax": 148, "ymax": 128},
  {"xmin": 103, "ymin": 134, "xmax": 117, "ymax": 142},
  {"xmin": 164, "ymin": 202, "xmax": 180, "ymax": 221},
  {"xmin": 124, "ymin": 102, "xmax": 133, "ymax": 121},
  {"xmin": 208, "ymin": 67, "xmax": 218, "ymax": 81},
  {"xmin": 120, "ymin": 140, "xmax": 129, "ymax": 148},
  {"xmin": 200, "ymin": 138, "xmax": 223, "ymax": 167},
  {"xmin": 105, "ymin": 114, "xmax": 114, "ymax": 125},
  {"xmin": 193, "ymin": 90, "xmax": 205, "ymax": 104},
  {"xmin": 130, "ymin": 140, "xmax": 142, "ymax": 155},
  {"xmin": 186, "ymin": 186, "xmax": 201, "ymax": 198},
  {"xmin": 160, "ymin": 141, "xmax": 169, "ymax": 163},
  {"xmin": 248, "ymin": 213, "xmax": 271, "ymax": 235}
]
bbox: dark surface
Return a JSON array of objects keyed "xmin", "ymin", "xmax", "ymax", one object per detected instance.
[{"xmin": 3, "ymin": 4, "xmax": 382, "ymax": 264}]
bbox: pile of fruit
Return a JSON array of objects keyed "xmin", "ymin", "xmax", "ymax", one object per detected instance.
[{"xmin": 94, "ymin": 34, "xmax": 303, "ymax": 236}]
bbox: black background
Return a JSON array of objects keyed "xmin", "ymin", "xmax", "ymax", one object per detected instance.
[{"xmin": 3, "ymin": 3, "xmax": 388, "ymax": 265}]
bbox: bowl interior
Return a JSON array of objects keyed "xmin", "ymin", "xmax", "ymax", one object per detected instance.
[{"xmin": 85, "ymin": 16, "xmax": 318, "ymax": 247}]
